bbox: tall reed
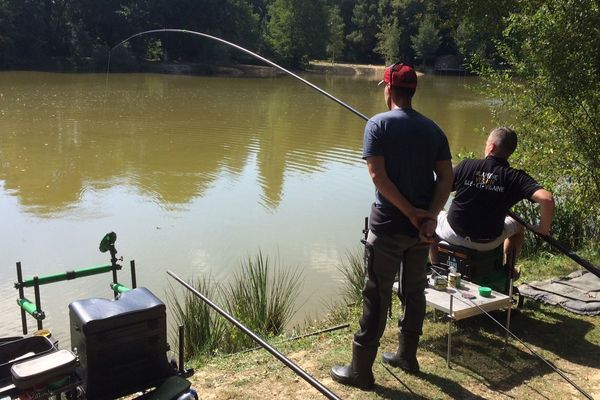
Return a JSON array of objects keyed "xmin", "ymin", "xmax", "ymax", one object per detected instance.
[
  {"xmin": 168, "ymin": 276, "xmax": 226, "ymax": 360},
  {"xmin": 223, "ymin": 251, "xmax": 302, "ymax": 351},
  {"xmin": 170, "ymin": 251, "xmax": 303, "ymax": 356},
  {"xmin": 336, "ymin": 249, "xmax": 366, "ymax": 305}
]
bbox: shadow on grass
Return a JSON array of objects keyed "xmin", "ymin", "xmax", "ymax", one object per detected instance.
[
  {"xmin": 422, "ymin": 329, "xmax": 547, "ymax": 394},
  {"xmin": 368, "ymin": 365, "xmax": 487, "ymax": 399},
  {"xmin": 420, "ymin": 306, "xmax": 599, "ymax": 394},
  {"xmin": 509, "ymin": 303, "xmax": 600, "ymax": 368},
  {"xmin": 460, "ymin": 304, "xmax": 600, "ymax": 368}
]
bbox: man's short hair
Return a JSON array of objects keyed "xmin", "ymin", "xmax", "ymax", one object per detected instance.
[
  {"xmin": 391, "ymin": 86, "xmax": 416, "ymax": 100},
  {"xmin": 489, "ymin": 127, "xmax": 518, "ymax": 158}
]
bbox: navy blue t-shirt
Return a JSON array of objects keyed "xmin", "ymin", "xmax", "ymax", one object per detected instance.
[
  {"xmin": 448, "ymin": 156, "xmax": 542, "ymax": 240},
  {"xmin": 363, "ymin": 108, "xmax": 451, "ymax": 236}
]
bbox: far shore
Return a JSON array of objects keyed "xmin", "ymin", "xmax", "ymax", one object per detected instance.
[{"xmin": 139, "ymin": 60, "xmax": 425, "ymax": 78}]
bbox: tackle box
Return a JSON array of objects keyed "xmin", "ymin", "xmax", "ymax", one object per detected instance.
[
  {"xmin": 0, "ymin": 336, "xmax": 55, "ymax": 381},
  {"xmin": 69, "ymin": 287, "xmax": 173, "ymax": 399},
  {"xmin": 10, "ymin": 349, "xmax": 77, "ymax": 389}
]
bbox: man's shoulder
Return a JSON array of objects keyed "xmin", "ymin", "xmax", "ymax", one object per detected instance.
[{"xmin": 456, "ymin": 157, "xmax": 484, "ymax": 169}]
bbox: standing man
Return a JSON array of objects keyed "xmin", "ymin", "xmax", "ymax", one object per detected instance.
[
  {"xmin": 330, "ymin": 63, "xmax": 453, "ymax": 389},
  {"xmin": 432, "ymin": 127, "xmax": 555, "ymax": 267}
]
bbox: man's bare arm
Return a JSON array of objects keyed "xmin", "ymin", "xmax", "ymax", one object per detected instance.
[
  {"xmin": 429, "ymin": 159, "xmax": 454, "ymax": 215},
  {"xmin": 530, "ymin": 188, "xmax": 555, "ymax": 235},
  {"xmin": 420, "ymin": 159, "xmax": 454, "ymax": 241}
]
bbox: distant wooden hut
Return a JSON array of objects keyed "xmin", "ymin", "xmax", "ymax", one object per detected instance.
[{"xmin": 434, "ymin": 55, "xmax": 467, "ymax": 75}]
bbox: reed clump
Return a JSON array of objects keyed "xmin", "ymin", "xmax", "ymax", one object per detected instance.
[
  {"xmin": 169, "ymin": 277, "xmax": 226, "ymax": 359},
  {"xmin": 336, "ymin": 249, "xmax": 365, "ymax": 305},
  {"xmin": 170, "ymin": 251, "xmax": 302, "ymax": 359}
]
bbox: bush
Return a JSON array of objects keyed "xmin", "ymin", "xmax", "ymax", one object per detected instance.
[{"xmin": 479, "ymin": 0, "xmax": 599, "ymax": 250}]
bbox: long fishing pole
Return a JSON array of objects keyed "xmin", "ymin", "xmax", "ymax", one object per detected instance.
[
  {"xmin": 167, "ymin": 270, "xmax": 342, "ymax": 400},
  {"xmin": 507, "ymin": 211, "xmax": 600, "ymax": 279},
  {"xmin": 109, "ymin": 29, "xmax": 368, "ymax": 121},
  {"xmin": 113, "ymin": 30, "xmax": 593, "ymax": 396}
]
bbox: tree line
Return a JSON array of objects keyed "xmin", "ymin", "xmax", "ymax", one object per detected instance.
[{"xmin": 0, "ymin": 0, "xmax": 511, "ymax": 70}]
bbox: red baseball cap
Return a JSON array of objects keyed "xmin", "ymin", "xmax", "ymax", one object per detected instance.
[{"xmin": 378, "ymin": 63, "xmax": 417, "ymax": 88}]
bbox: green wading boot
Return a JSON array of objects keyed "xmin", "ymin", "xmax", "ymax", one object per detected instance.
[
  {"xmin": 381, "ymin": 332, "xmax": 420, "ymax": 374},
  {"xmin": 330, "ymin": 342, "xmax": 377, "ymax": 390}
]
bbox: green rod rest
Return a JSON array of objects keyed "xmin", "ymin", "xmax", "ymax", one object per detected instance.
[
  {"xmin": 110, "ymin": 283, "xmax": 130, "ymax": 293},
  {"xmin": 17, "ymin": 264, "xmax": 117, "ymax": 288},
  {"xmin": 17, "ymin": 298, "xmax": 45, "ymax": 320}
]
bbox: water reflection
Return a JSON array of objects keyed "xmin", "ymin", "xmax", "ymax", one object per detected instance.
[
  {"xmin": 0, "ymin": 72, "xmax": 373, "ymax": 214},
  {"xmin": 0, "ymin": 71, "xmax": 492, "ymax": 342}
]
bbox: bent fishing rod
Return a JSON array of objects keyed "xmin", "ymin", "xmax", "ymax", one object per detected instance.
[
  {"xmin": 115, "ymin": 30, "xmax": 594, "ymax": 396},
  {"xmin": 109, "ymin": 29, "xmax": 368, "ymax": 121},
  {"xmin": 167, "ymin": 270, "xmax": 342, "ymax": 400},
  {"xmin": 507, "ymin": 211, "xmax": 600, "ymax": 279}
]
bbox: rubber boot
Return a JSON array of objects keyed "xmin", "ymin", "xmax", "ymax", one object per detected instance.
[
  {"xmin": 330, "ymin": 342, "xmax": 376, "ymax": 389},
  {"xmin": 381, "ymin": 332, "xmax": 420, "ymax": 374}
]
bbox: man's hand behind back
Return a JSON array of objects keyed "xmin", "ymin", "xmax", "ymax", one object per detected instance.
[{"xmin": 418, "ymin": 219, "xmax": 437, "ymax": 243}]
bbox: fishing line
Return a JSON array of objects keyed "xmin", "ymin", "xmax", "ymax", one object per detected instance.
[
  {"xmin": 111, "ymin": 30, "xmax": 592, "ymax": 397},
  {"xmin": 448, "ymin": 287, "xmax": 594, "ymax": 400},
  {"xmin": 429, "ymin": 267, "xmax": 593, "ymax": 399}
]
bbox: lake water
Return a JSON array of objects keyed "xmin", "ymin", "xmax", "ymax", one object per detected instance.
[{"xmin": 0, "ymin": 71, "xmax": 493, "ymax": 345}]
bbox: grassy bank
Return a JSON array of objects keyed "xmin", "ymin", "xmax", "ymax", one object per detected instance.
[{"xmin": 184, "ymin": 252, "xmax": 600, "ymax": 399}]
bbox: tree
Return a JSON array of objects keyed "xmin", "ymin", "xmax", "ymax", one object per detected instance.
[
  {"xmin": 326, "ymin": 5, "xmax": 345, "ymax": 63},
  {"xmin": 374, "ymin": 16, "xmax": 400, "ymax": 64},
  {"xmin": 448, "ymin": 0, "xmax": 516, "ymax": 68},
  {"xmin": 482, "ymin": 0, "xmax": 600, "ymax": 247},
  {"xmin": 267, "ymin": 0, "xmax": 327, "ymax": 67},
  {"xmin": 410, "ymin": 15, "xmax": 440, "ymax": 66},
  {"xmin": 0, "ymin": 0, "xmax": 15, "ymax": 67},
  {"xmin": 345, "ymin": 0, "xmax": 380, "ymax": 62}
]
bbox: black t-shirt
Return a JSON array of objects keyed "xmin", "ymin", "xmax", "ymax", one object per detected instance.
[
  {"xmin": 363, "ymin": 108, "xmax": 451, "ymax": 236},
  {"xmin": 447, "ymin": 156, "xmax": 542, "ymax": 240}
]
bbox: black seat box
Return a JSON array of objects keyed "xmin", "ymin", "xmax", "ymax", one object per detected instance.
[{"xmin": 69, "ymin": 287, "xmax": 172, "ymax": 400}]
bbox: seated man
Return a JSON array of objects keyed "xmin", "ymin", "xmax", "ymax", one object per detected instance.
[{"xmin": 432, "ymin": 127, "xmax": 555, "ymax": 272}]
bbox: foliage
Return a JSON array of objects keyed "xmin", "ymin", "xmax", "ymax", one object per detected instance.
[
  {"xmin": 411, "ymin": 15, "xmax": 440, "ymax": 65},
  {"xmin": 266, "ymin": 0, "xmax": 327, "ymax": 67},
  {"xmin": 193, "ymin": 251, "xmax": 600, "ymax": 399},
  {"xmin": 482, "ymin": 0, "xmax": 600, "ymax": 248},
  {"xmin": 345, "ymin": 0, "xmax": 380, "ymax": 62},
  {"xmin": 170, "ymin": 251, "xmax": 303, "ymax": 358},
  {"xmin": 0, "ymin": 0, "xmax": 525, "ymax": 69},
  {"xmin": 326, "ymin": 5, "xmax": 345, "ymax": 63},
  {"xmin": 336, "ymin": 249, "xmax": 365, "ymax": 305},
  {"xmin": 454, "ymin": 149, "xmax": 476, "ymax": 162},
  {"xmin": 223, "ymin": 251, "xmax": 303, "ymax": 350},
  {"xmin": 449, "ymin": 0, "xmax": 516, "ymax": 68},
  {"xmin": 374, "ymin": 16, "xmax": 400, "ymax": 64},
  {"xmin": 169, "ymin": 276, "xmax": 227, "ymax": 360}
]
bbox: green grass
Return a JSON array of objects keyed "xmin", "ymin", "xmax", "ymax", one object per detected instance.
[
  {"xmin": 336, "ymin": 249, "xmax": 365, "ymax": 305},
  {"xmin": 170, "ymin": 250, "xmax": 303, "ymax": 358},
  {"xmin": 168, "ymin": 276, "xmax": 227, "ymax": 360},
  {"xmin": 186, "ymin": 251, "xmax": 600, "ymax": 399}
]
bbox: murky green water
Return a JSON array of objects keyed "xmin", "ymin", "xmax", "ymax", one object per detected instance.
[{"xmin": 0, "ymin": 71, "xmax": 492, "ymax": 343}]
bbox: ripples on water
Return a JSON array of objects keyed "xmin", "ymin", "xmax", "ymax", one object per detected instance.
[{"xmin": 0, "ymin": 72, "xmax": 491, "ymax": 344}]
